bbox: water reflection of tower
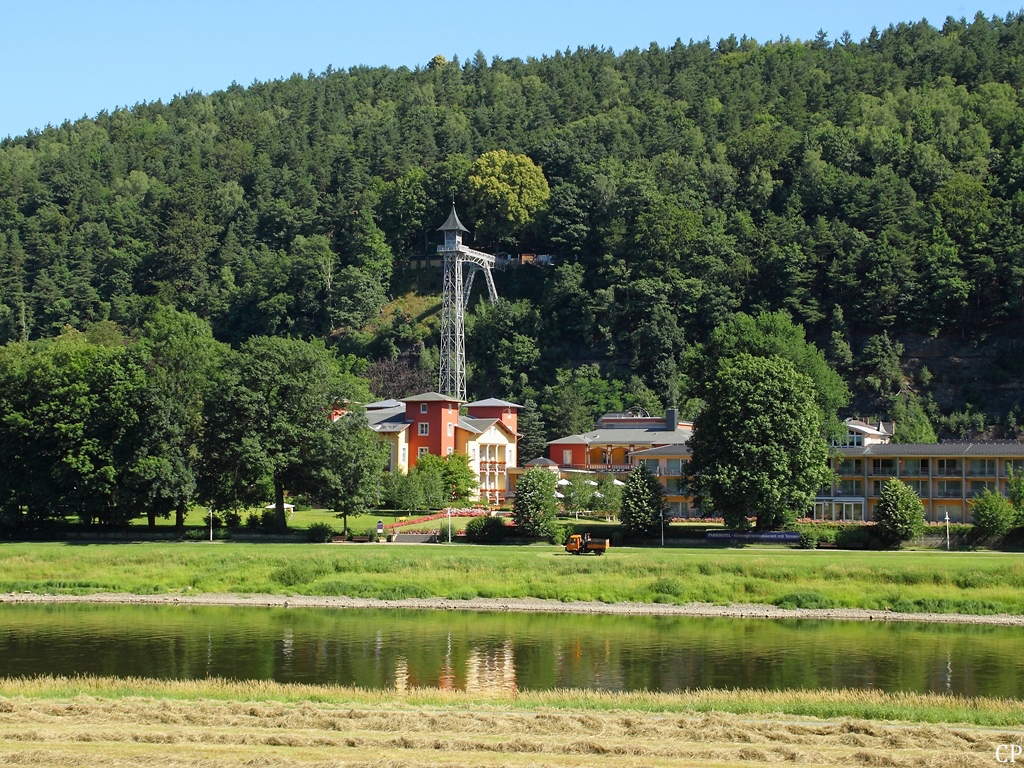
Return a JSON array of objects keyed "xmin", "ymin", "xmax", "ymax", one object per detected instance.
[
  {"xmin": 466, "ymin": 641, "xmax": 517, "ymax": 694},
  {"xmin": 438, "ymin": 632, "xmax": 455, "ymax": 691}
]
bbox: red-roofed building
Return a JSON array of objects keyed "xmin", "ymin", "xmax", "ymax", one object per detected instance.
[{"xmin": 365, "ymin": 392, "xmax": 520, "ymax": 503}]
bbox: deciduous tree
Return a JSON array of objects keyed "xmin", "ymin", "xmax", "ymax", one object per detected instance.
[
  {"xmin": 512, "ymin": 468, "xmax": 558, "ymax": 537},
  {"xmin": 688, "ymin": 354, "xmax": 832, "ymax": 530},
  {"xmin": 620, "ymin": 464, "xmax": 666, "ymax": 537},
  {"xmin": 873, "ymin": 478, "xmax": 926, "ymax": 547}
]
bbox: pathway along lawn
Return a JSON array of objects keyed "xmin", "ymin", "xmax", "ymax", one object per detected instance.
[
  {"xmin": 2, "ymin": 542, "xmax": 1024, "ymax": 617},
  {"xmin": 0, "ymin": 676, "xmax": 1019, "ymax": 767}
]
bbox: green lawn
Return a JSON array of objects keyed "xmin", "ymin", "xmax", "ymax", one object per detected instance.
[{"xmin": 1, "ymin": 542, "xmax": 1023, "ymax": 615}]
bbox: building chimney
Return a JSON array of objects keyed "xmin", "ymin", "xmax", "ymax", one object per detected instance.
[{"xmin": 666, "ymin": 408, "xmax": 679, "ymax": 431}]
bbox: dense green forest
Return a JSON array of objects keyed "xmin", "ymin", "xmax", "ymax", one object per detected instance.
[{"xmin": 4, "ymin": 12, "xmax": 1024, "ymax": 443}]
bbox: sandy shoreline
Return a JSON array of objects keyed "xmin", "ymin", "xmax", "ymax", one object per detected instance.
[{"xmin": 2, "ymin": 590, "xmax": 1023, "ymax": 625}]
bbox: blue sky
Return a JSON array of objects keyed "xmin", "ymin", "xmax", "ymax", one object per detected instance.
[{"xmin": 0, "ymin": 0, "xmax": 1011, "ymax": 139}]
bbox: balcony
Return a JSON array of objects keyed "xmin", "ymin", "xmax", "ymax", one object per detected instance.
[
  {"xmin": 934, "ymin": 467, "xmax": 962, "ymax": 477},
  {"xmin": 560, "ymin": 463, "xmax": 633, "ymax": 473}
]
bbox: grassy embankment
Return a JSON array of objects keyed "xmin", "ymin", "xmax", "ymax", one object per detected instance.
[
  {"xmin": 0, "ymin": 676, "xmax": 1018, "ymax": 767},
  {"xmin": 2, "ymin": 542, "xmax": 1024, "ymax": 615}
]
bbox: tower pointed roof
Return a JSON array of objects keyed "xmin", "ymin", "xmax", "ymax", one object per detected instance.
[{"xmin": 437, "ymin": 203, "xmax": 469, "ymax": 233}]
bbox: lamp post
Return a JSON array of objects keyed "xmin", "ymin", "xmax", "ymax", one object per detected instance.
[
  {"xmin": 447, "ymin": 507, "xmax": 452, "ymax": 543},
  {"xmin": 209, "ymin": 508, "xmax": 213, "ymax": 542},
  {"xmin": 661, "ymin": 507, "xmax": 665, "ymax": 547},
  {"xmin": 945, "ymin": 510, "xmax": 950, "ymax": 551}
]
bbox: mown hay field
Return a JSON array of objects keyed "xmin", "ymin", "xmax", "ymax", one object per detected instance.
[{"xmin": 0, "ymin": 677, "xmax": 1020, "ymax": 767}]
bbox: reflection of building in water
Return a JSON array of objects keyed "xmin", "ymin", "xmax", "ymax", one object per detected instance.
[
  {"xmin": 466, "ymin": 641, "xmax": 517, "ymax": 694},
  {"xmin": 394, "ymin": 657, "xmax": 409, "ymax": 693},
  {"xmin": 392, "ymin": 642, "xmax": 516, "ymax": 693}
]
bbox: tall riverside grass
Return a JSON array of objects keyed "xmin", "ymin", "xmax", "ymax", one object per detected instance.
[
  {"xmin": 2, "ymin": 675, "xmax": 1023, "ymax": 727},
  {"xmin": 3, "ymin": 542, "xmax": 1024, "ymax": 614}
]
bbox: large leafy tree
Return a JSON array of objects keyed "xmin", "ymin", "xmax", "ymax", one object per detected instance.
[
  {"xmin": 688, "ymin": 354, "xmax": 832, "ymax": 530},
  {"xmin": 312, "ymin": 410, "xmax": 388, "ymax": 534},
  {"xmin": 135, "ymin": 308, "xmax": 225, "ymax": 528},
  {"xmin": 467, "ymin": 150, "xmax": 550, "ymax": 246},
  {"xmin": 686, "ymin": 311, "xmax": 849, "ymax": 438},
  {"xmin": 0, "ymin": 332, "xmax": 150, "ymax": 527},
  {"xmin": 199, "ymin": 336, "xmax": 370, "ymax": 529},
  {"xmin": 619, "ymin": 464, "xmax": 666, "ymax": 537}
]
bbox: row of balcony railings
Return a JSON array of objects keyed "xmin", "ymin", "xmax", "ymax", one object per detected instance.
[
  {"xmin": 825, "ymin": 479, "xmax": 998, "ymax": 499},
  {"xmin": 836, "ymin": 460, "xmax": 1017, "ymax": 477}
]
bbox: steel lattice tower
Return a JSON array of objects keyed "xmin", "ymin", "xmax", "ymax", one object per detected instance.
[{"xmin": 437, "ymin": 205, "xmax": 498, "ymax": 401}]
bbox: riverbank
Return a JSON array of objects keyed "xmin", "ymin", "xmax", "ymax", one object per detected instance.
[
  {"xmin": 4, "ymin": 590, "xmax": 1024, "ymax": 626},
  {"xmin": 0, "ymin": 676, "xmax": 1019, "ymax": 767},
  {"xmin": 3, "ymin": 541, "xmax": 1024, "ymax": 618}
]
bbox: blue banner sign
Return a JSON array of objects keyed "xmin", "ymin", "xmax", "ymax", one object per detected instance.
[{"xmin": 706, "ymin": 531, "xmax": 800, "ymax": 542}]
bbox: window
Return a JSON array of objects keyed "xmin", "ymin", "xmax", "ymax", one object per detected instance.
[
  {"xmin": 418, "ymin": 422, "xmax": 429, "ymax": 436},
  {"xmin": 447, "ymin": 446, "xmax": 453, "ymax": 455},
  {"xmin": 936, "ymin": 480, "xmax": 962, "ymax": 498},
  {"xmin": 420, "ymin": 403, "xmax": 428, "ymax": 414},
  {"xmin": 871, "ymin": 458, "xmax": 895, "ymax": 476},
  {"xmin": 904, "ymin": 479, "xmax": 928, "ymax": 496},
  {"xmin": 641, "ymin": 459, "xmax": 659, "ymax": 474},
  {"xmin": 838, "ymin": 479, "xmax": 863, "ymax": 497},
  {"xmin": 937, "ymin": 503, "xmax": 964, "ymax": 523},
  {"xmin": 833, "ymin": 431, "xmax": 863, "ymax": 447},
  {"xmin": 936, "ymin": 459, "xmax": 961, "ymax": 476},
  {"xmin": 665, "ymin": 459, "xmax": 683, "ymax": 476},
  {"xmin": 969, "ymin": 480, "xmax": 996, "ymax": 497},
  {"xmin": 902, "ymin": 458, "xmax": 928, "ymax": 475},
  {"xmin": 446, "ymin": 421, "xmax": 453, "ymax": 437},
  {"xmin": 562, "ymin": 449, "xmax": 573, "ymax": 466},
  {"xmin": 969, "ymin": 459, "xmax": 996, "ymax": 477},
  {"xmin": 401, "ymin": 446, "xmax": 407, "ymax": 464},
  {"xmin": 837, "ymin": 459, "xmax": 863, "ymax": 475},
  {"xmin": 670, "ymin": 477, "xmax": 689, "ymax": 495},
  {"xmin": 417, "ymin": 446, "xmax": 429, "ymax": 458},
  {"xmin": 871, "ymin": 480, "xmax": 884, "ymax": 496}
]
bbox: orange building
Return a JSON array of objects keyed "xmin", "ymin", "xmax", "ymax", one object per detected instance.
[{"xmin": 366, "ymin": 392, "xmax": 520, "ymax": 503}]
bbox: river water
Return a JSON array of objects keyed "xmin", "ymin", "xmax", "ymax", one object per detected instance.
[{"xmin": 1, "ymin": 603, "xmax": 1021, "ymax": 697}]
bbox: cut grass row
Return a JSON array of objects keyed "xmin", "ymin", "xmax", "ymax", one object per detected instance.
[
  {"xmin": 4, "ymin": 674, "xmax": 1024, "ymax": 726},
  {"xmin": 0, "ymin": 676, "xmax": 1017, "ymax": 767},
  {"xmin": 2, "ymin": 542, "xmax": 1024, "ymax": 615}
]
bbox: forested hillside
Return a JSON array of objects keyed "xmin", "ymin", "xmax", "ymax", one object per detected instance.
[{"xmin": 3, "ymin": 12, "xmax": 1024, "ymax": 441}]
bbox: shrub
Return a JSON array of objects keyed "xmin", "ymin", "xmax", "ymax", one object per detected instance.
[
  {"xmin": 306, "ymin": 522, "xmax": 335, "ymax": 543},
  {"xmin": 245, "ymin": 513, "xmax": 261, "ymax": 529},
  {"xmin": 873, "ymin": 479, "xmax": 925, "ymax": 547},
  {"xmin": 464, "ymin": 515, "xmax": 507, "ymax": 543},
  {"xmin": 970, "ymin": 489, "xmax": 1016, "ymax": 536},
  {"xmin": 775, "ymin": 592, "xmax": 837, "ymax": 610},
  {"xmin": 548, "ymin": 524, "xmax": 568, "ymax": 546},
  {"xmin": 797, "ymin": 530, "xmax": 819, "ymax": 549},
  {"xmin": 224, "ymin": 511, "xmax": 242, "ymax": 529},
  {"xmin": 512, "ymin": 469, "xmax": 557, "ymax": 536},
  {"xmin": 835, "ymin": 525, "xmax": 876, "ymax": 549}
]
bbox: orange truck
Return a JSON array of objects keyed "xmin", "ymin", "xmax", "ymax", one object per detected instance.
[{"xmin": 564, "ymin": 532, "xmax": 609, "ymax": 555}]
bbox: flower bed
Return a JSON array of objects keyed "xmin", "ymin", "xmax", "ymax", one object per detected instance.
[{"xmin": 383, "ymin": 508, "xmax": 489, "ymax": 531}]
